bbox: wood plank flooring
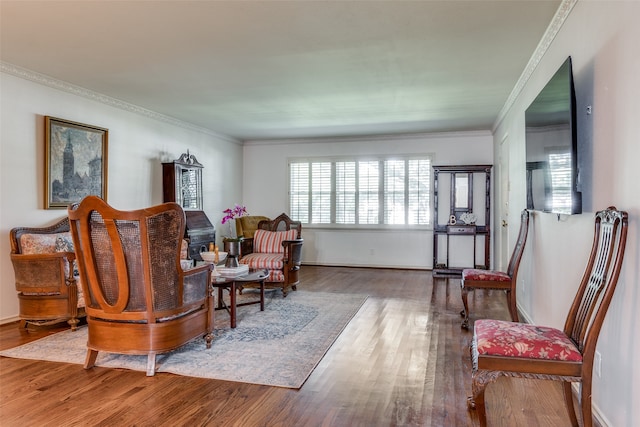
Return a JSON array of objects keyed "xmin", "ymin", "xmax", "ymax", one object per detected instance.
[{"xmin": 0, "ymin": 266, "xmax": 574, "ymax": 426}]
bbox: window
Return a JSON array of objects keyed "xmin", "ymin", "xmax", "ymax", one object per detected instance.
[
  {"xmin": 289, "ymin": 156, "xmax": 432, "ymax": 227},
  {"xmin": 547, "ymin": 148, "xmax": 572, "ymax": 214}
]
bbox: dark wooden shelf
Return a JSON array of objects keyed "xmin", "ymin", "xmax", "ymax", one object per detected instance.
[{"xmin": 432, "ymin": 165, "xmax": 492, "ymax": 277}]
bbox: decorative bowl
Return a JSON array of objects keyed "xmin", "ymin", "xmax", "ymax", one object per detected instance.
[
  {"xmin": 200, "ymin": 251, "xmax": 227, "ymax": 264},
  {"xmin": 460, "ymin": 212, "xmax": 477, "ymax": 225}
]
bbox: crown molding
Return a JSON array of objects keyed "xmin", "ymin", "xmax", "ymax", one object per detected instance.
[
  {"xmin": 493, "ymin": 0, "xmax": 578, "ymax": 132},
  {"xmin": 0, "ymin": 61, "xmax": 240, "ymax": 145},
  {"xmin": 243, "ymin": 130, "xmax": 492, "ymax": 146}
]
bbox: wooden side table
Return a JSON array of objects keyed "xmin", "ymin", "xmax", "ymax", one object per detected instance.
[{"xmin": 211, "ymin": 269, "xmax": 269, "ymax": 328}]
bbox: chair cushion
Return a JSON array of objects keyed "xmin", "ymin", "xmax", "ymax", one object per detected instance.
[
  {"xmin": 463, "ymin": 268, "xmax": 510, "ymax": 282},
  {"xmin": 239, "ymin": 253, "xmax": 285, "ymax": 282},
  {"xmin": 240, "ymin": 253, "xmax": 284, "ymax": 270},
  {"xmin": 20, "ymin": 232, "xmax": 70, "ymax": 254},
  {"xmin": 253, "ymin": 229, "xmax": 297, "ymax": 254},
  {"xmin": 474, "ymin": 319, "xmax": 582, "ymax": 362}
]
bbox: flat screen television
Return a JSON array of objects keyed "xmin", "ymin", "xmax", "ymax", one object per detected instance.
[{"xmin": 525, "ymin": 56, "xmax": 581, "ymax": 214}]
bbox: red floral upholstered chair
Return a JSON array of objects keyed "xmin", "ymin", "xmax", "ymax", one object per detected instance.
[
  {"xmin": 239, "ymin": 213, "xmax": 303, "ymax": 297},
  {"xmin": 468, "ymin": 207, "xmax": 628, "ymax": 427},
  {"xmin": 460, "ymin": 209, "xmax": 530, "ymax": 329}
]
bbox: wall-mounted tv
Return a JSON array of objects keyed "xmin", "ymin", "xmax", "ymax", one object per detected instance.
[{"xmin": 525, "ymin": 56, "xmax": 581, "ymax": 215}]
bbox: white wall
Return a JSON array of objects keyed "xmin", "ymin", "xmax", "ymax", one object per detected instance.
[
  {"xmin": 243, "ymin": 132, "xmax": 493, "ymax": 269},
  {"xmin": 494, "ymin": 1, "xmax": 640, "ymax": 425},
  {"xmin": 0, "ymin": 72, "xmax": 244, "ymax": 322}
]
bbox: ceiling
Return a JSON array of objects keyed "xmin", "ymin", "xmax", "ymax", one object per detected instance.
[{"xmin": 0, "ymin": 1, "xmax": 561, "ymax": 141}]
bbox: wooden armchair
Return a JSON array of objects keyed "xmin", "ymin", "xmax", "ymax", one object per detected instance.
[
  {"xmin": 68, "ymin": 196, "xmax": 214, "ymax": 376},
  {"xmin": 468, "ymin": 207, "xmax": 628, "ymax": 427},
  {"xmin": 10, "ymin": 217, "xmax": 85, "ymax": 330},
  {"xmin": 460, "ymin": 209, "xmax": 530, "ymax": 329},
  {"xmin": 239, "ymin": 213, "xmax": 303, "ymax": 297}
]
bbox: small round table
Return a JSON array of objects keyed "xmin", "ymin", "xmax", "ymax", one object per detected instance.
[{"xmin": 211, "ymin": 269, "xmax": 269, "ymax": 328}]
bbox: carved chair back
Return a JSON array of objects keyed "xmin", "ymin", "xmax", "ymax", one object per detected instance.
[
  {"xmin": 257, "ymin": 213, "xmax": 302, "ymax": 238},
  {"xmin": 506, "ymin": 209, "xmax": 530, "ymax": 279},
  {"xmin": 564, "ymin": 207, "xmax": 628, "ymax": 355}
]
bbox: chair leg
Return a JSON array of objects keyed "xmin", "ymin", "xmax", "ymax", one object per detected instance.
[
  {"xmin": 67, "ymin": 316, "xmax": 79, "ymax": 331},
  {"xmin": 204, "ymin": 332, "xmax": 213, "ymax": 349},
  {"xmin": 506, "ymin": 290, "xmax": 519, "ymax": 322},
  {"xmin": 580, "ymin": 377, "xmax": 593, "ymax": 427},
  {"xmin": 468, "ymin": 370, "xmax": 501, "ymax": 427},
  {"xmin": 563, "ymin": 381, "xmax": 579, "ymax": 427},
  {"xmin": 84, "ymin": 349, "xmax": 99, "ymax": 369},
  {"xmin": 146, "ymin": 353, "xmax": 157, "ymax": 376},
  {"xmin": 461, "ymin": 287, "xmax": 471, "ymax": 329},
  {"xmin": 469, "ymin": 374, "xmax": 488, "ymax": 426}
]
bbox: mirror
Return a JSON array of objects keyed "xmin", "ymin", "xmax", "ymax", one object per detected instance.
[{"xmin": 454, "ymin": 174, "xmax": 469, "ymax": 209}]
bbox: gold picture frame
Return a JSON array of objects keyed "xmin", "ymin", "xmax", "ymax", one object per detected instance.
[{"xmin": 44, "ymin": 116, "xmax": 108, "ymax": 209}]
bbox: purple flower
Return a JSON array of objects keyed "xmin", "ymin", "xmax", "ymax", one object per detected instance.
[{"xmin": 221, "ymin": 204, "xmax": 248, "ymax": 224}]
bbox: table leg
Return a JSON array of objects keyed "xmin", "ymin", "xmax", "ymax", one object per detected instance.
[
  {"xmin": 217, "ymin": 287, "xmax": 224, "ymax": 310},
  {"xmin": 230, "ymin": 282, "xmax": 237, "ymax": 328},
  {"xmin": 260, "ymin": 279, "xmax": 265, "ymax": 311}
]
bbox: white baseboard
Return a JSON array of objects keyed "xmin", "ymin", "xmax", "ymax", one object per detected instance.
[{"xmin": 0, "ymin": 315, "xmax": 20, "ymax": 325}]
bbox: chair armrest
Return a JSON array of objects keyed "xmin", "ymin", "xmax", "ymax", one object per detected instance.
[
  {"xmin": 179, "ymin": 263, "xmax": 213, "ymax": 307},
  {"xmin": 282, "ymin": 239, "xmax": 304, "ymax": 265},
  {"xmin": 11, "ymin": 252, "xmax": 75, "ymax": 294},
  {"xmin": 181, "ymin": 262, "xmax": 212, "ymax": 275},
  {"xmin": 240, "ymin": 237, "xmax": 254, "ymax": 258}
]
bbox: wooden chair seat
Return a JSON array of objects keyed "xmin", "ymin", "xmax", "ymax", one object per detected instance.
[{"xmin": 468, "ymin": 207, "xmax": 629, "ymax": 427}]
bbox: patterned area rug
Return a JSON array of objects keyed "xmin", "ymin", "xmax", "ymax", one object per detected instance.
[{"xmin": 0, "ymin": 291, "xmax": 367, "ymax": 389}]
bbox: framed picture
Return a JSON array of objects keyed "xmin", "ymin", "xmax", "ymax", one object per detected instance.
[{"xmin": 44, "ymin": 117, "xmax": 109, "ymax": 209}]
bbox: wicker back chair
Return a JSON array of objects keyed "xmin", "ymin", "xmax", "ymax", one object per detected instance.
[
  {"xmin": 68, "ymin": 196, "xmax": 213, "ymax": 376},
  {"xmin": 9, "ymin": 217, "xmax": 85, "ymax": 330}
]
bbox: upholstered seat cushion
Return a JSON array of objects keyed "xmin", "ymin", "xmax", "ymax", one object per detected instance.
[
  {"xmin": 463, "ymin": 268, "xmax": 510, "ymax": 282},
  {"xmin": 473, "ymin": 319, "xmax": 582, "ymax": 362},
  {"xmin": 239, "ymin": 253, "xmax": 285, "ymax": 282}
]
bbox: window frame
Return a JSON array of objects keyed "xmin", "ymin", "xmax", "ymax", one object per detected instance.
[{"xmin": 288, "ymin": 154, "xmax": 434, "ymax": 230}]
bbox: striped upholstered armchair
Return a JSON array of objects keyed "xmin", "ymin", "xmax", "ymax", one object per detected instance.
[{"xmin": 238, "ymin": 213, "xmax": 303, "ymax": 297}]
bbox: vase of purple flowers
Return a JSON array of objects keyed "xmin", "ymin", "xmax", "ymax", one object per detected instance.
[{"xmin": 221, "ymin": 204, "xmax": 247, "ymax": 266}]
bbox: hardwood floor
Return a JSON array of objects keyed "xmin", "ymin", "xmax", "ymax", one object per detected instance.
[{"xmin": 0, "ymin": 266, "xmax": 574, "ymax": 426}]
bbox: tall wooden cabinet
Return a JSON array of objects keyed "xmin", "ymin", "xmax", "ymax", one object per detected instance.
[
  {"xmin": 162, "ymin": 151, "xmax": 216, "ymax": 261},
  {"xmin": 432, "ymin": 165, "xmax": 492, "ymax": 276}
]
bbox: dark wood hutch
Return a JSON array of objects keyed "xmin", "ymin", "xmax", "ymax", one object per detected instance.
[
  {"xmin": 162, "ymin": 151, "xmax": 215, "ymax": 261},
  {"xmin": 432, "ymin": 165, "xmax": 491, "ymax": 276}
]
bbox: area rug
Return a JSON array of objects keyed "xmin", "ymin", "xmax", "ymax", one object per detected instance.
[{"xmin": 0, "ymin": 291, "xmax": 367, "ymax": 389}]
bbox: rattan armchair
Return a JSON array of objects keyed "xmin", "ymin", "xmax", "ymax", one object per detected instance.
[
  {"xmin": 9, "ymin": 217, "xmax": 85, "ymax": 330},
  {"xmin": 68, "ymin": 196, "xmax": 214, "ymax": 376}
]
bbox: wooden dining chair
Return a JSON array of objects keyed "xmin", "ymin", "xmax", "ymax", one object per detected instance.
[
  {"xmin": 460, "ymin": 209, "xmax": 530, "ymax": 329},
  {"xmin": 468, "ymin": 207, "xmax": 628, "ymax": 427}
]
